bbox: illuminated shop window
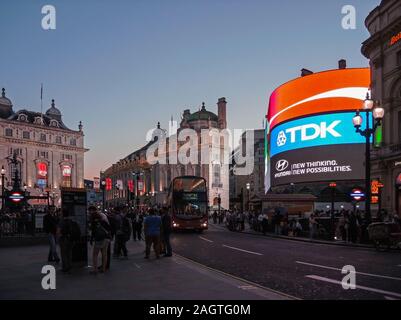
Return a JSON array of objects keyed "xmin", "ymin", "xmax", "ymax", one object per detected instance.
[
  {"xmin": 61, "ymin": 165, "xmax": 72, "ymax": 188},
  {"xmin": 37, "ymin": 162, "xmax": 48, "ymax": 188}
]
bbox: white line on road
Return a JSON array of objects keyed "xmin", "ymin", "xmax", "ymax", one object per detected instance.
[
  {"xmin": 222, "ymin": 245, "xmax": 263, "ymax": 256},
  {"xmin": 199, "ymin": 236, "xmax": 214, "ymax": 243},
  {"xmin": 296, "ymin": 261, "xmax": 401, "ymax": 281},
  {"xmin": 306, "ymin": 275, "xmax": 401, "ymax": 299},
  {"xmin": 134, "ymin": 263, "xmax": 141, "ymax": 269}
]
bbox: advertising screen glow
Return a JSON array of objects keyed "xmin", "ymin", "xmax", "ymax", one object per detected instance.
[{"xmin": 265, "ymin": 68, "xmax": 371, "ymax": 190}]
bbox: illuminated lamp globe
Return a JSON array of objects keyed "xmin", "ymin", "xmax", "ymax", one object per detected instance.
[
  {"xmin": 352, "ymin": 114, "xmax": 363, "ymax": 128},
  {"xmin": 373, "ymin": 104, "xmax": 385, "ymax": 121},
  {"xmin": 363, "ymin": 93, "xmax": 374, "ymax": 110}
]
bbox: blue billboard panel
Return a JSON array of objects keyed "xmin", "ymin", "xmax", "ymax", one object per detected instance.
[{"xmin": 270, "ymin": 112, "xmax": 370, "ymax": 157}]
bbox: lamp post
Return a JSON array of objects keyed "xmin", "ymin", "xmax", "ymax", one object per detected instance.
[
  {"xmin": 352, "ymin": 92, "xmax": 385, "ymax": 224},
  {"xmin": 1, "ymin": 166, "xmax": 6, "ymax": 212},
  {"xmin": 101, "ymin": 180, "xmax": 106, "ymax": 212},
  {"xmin": 132, "ymin": 171, "xmax": 144, "ymax": 209},
  {"xmin": 246, "ymin": 183, "xmax": 250, "ymax": 212},
  {"xmin": 329, "ymin": 182, "xmax": 337, "ymax": 240}
]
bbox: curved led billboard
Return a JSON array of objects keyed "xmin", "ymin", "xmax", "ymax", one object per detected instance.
[{"xmin": 265, "ymin": 68, "xmax": 371, "ymax": 190}]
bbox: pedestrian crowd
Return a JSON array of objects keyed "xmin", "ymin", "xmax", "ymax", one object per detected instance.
[{"xmin": 43, "ymin": 205, "xmax": 174, "ymax": 275}]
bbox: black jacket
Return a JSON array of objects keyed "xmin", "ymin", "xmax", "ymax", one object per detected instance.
[
  {"xmin": 43, "ymin": 214, "xmax": 58, "ymax": 234},
  {"xmin": 162, "ymin": 214, "xmax": 172, "ymax": 234}
]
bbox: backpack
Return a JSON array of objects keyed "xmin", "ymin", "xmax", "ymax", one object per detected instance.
[
  {"xmin": 93, "ymin": 222, "xmax": 108, "ymax": 241},
  {"xmin": 70, "ymin": 221, "xmax": 81, "ymax": 242}
]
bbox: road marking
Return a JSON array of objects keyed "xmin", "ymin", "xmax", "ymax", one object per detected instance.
[
  {"xmin": 306, "ymin": 275, "xmax": 401, "ymax": 299},
  {"xmin": 199, "ymin": 236, "xmax": 213, "ymax": 243},
  {"xmin": 222, "ymin": 245, "xmax": 263, "ymax": 256},
  {"xmin": 134, "ymin": 263, "xmax": 141, "ymax": 269},
  {"xmin": 238, "ymin": 285, "xmax": 257, "ymax": 290},
  {"xmin": 296, "ymin": 261, "xmax": 401, "ymax": 281}
]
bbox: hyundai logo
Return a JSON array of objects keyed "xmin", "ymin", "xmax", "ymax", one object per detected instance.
[{"xmin": 276, "ymin": 160, "xmax": 289, "ymax": 172}]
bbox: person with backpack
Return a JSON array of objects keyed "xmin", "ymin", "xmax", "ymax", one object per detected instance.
[
  {"xmin": 89, "ymin": 206, "xmax": 111, "ymax": 274},
  {"xmin": 113, "ymin": 207, "xmax": 129, "ymax": 259},
  {"xmin": 58, "ymin": 209, "xmax": 81, "ymax": 273}
]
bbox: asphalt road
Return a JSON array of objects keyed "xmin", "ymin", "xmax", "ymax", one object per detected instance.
[{"xmin": 170, "ymin": 224, "xmax": 401, "ymax": 300}]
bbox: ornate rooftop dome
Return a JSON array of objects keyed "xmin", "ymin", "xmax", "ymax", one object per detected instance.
[
  {"xmin": 187, "ymin": 102, "xmax": 218, "ymax": 122},
  {"xmin": 45, "ymin": 99, "xmax": 62, "ymax": 121},
  {"xmin": 0, "ymin": 88, "xmax": 13, "ymax": 118}
]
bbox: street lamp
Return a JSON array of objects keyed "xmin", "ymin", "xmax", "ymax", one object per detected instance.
[
  {"xmin": 1, "ymin": 166, "xmax": 6, "ymax": 212},
  {"xmin": 101, "ymin": 180, "xmax": 106, "ymax": 211},
  {"xmin": 246, "ymin": 183, "xmax": 251, "ymax": 212},
  {"xmin": 352, "ymin": 92, "xmax": 385, "ymax": 224}
]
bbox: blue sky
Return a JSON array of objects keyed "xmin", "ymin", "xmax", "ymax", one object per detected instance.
[{"xmin": 0, "ymin": 0, "xmax": 380, "ymax": 179}]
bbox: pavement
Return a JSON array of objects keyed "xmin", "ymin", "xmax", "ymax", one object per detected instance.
[
  {"xmin": 211, "ymin": 223, "xmax": 383, "ymax": 249},
  {"xmin": 0, "ymin": 238, "xmax": 291, "ymax": 300},
  {"xmin": 170, "ymin": 224, "xmax": 401, "ymax": 300}
]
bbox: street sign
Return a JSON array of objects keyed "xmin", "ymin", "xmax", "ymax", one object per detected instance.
[{"xmin": 350, "ymin": 188, "xmax": 364, "ymax": 201}]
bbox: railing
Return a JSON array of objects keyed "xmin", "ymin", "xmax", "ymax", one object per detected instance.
[
  {"xmin": 0, "ymin": 212, "xmax": 45, "ymax": 238},
  {"xmin": 372, "ymin": 143, "xmax": 401, "ymax": 159}
]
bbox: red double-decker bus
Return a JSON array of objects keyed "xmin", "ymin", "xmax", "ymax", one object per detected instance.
[{"xmin": 167, "ymin": 176, "xmax": 209, "ymax": 232}]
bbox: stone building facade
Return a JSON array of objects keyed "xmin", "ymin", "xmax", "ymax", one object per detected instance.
[
  {"xmin": 102, "ymin": 98, "xmax": 229, "ymax": 210},
  {"xmin": 0, "ymin": 88, "xmax": 88, "ymax": 208},
  {"xmin": 362, "ymin": 0, "xmax": 401, "ymax": 216}
]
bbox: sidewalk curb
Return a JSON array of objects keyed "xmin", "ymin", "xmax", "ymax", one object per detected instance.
[{"xmin": 210, "ymin": 224, "xmax": 400, "ymax": 251}]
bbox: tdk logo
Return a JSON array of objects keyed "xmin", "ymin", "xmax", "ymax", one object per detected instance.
[{"xmin": 277, "ymin": 121, "xmax": 342, "ymax": 146}]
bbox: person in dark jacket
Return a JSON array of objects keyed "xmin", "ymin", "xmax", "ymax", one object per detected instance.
[
  {"xmin": 43, "ymin": 206, "xmax": 60, "ymax": 263},
  {"xmin": 161, "ymin": 208, "xmax": 172, "ymax": 257},
  {"xmin": 89, "ymin": 206, "xmax": 112, "ymax": 274},
  {"xmin": 58, "ymin": 209, "xmax": 80, "ymax": 273}
]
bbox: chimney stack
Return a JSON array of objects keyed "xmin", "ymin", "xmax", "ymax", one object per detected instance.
[
  {"xmin": 301, "ymin": 68, "xmax": 314, "ymax": 77},
  {"xmin": 339, "ymin": 59, "xmax": 347, "ymax": 69},
  {"xmin": 217, "ymin": 97, "xmax": 227, "ymax": 129}
]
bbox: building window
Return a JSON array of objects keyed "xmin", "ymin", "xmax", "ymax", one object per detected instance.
[
  {"xmin": 36, "ymin": 162, "xmax": 48, "ymax": 188},
  {"xmin": 9, "ymin": 148, "xmax": 22, "ymax": 156},
  {"xmin": 18, "ymin": 114, "xmax": 28, "ymax": 122},
  {"xmin": 40, "ymin": 133, "xmax": 46, "ymax": 142},
  {"xmin": 70, "ymin": 138, "xmax": 76, "ymax": 146},
  {"xmin": 34, "ymin": 117, "xmax": 44, "ymax": 125},
  {"xmin": 5, "ymin": 128, "xmax": 12, "ymax": 137},
  {"xmin": 37, "ymin": 151, "xmax": 49, "ymax": 159},
  {"xmin": 50, "ymin": 120, "xmax": 59, "ymax": 127},
  {"xmin": 62, "ymin": 154, "xmax": 73, "ymax": 161},
  {"xmin": 61, "ymin": 165, "xmax": 72, "ymax": 188},
  {"xmin": 56, "ymin": 136, "xmax": 62, "ymax": 144},
  {"xmin": 23, "ymin": 131, "xmax": 30, "ymax": 139}
]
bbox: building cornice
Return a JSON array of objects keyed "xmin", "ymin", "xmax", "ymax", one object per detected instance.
[
  {"xmin": 0, "ymin": 118, "xmax": 83, "ymax": 135},
  {"xmin": 0, "ymin": 136, "xmax": 89, "ymax": 153},
  {"xmin": 362, "ymin": 8, "xmax": 401, "ymax": 57}
]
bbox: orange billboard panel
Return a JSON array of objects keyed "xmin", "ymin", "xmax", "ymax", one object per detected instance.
[{"xmin": 267, "ymin": 68, "xmax": 371, "ymax": 130}]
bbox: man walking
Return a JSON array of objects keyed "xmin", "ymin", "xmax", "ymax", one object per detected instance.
[
  {"xmin": 161, "ymin": 208, "xmax": 172, "ymax": 257},
  {"xmin": 144, "ymin": 208, "xmax": 162, "ymax": 259},
  {"xmin": 58, "ymin": 209, "xmax": 81, "ymax": 273},
  {"xmin": 43, "ymin": 206, "xmax": 60, "ymax": 263}
]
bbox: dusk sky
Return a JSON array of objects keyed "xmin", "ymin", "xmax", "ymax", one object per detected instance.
[{"xmin": 1, "ymin": 0, "xmax": 379, "ymax": 179}]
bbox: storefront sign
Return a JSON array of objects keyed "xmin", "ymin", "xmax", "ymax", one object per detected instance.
[
  {"xmin": 390, "ymin": 31, "xmax": 401, "ymax": 46},
  {"xmin": 62, "ymin": 165, "xmax": 71, "ymax": 177},
  {"xmin": 350, "ymin": 189, "xmax": 364, "ymax": 201},
  {"xmin": 93, "ymin": 177, "xmax": 100, "ymax": 190}
]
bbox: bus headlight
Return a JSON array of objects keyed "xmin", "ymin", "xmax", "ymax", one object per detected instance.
[{"xmin": 173, "ymin": 222, "xmax": 179, "ymax": 227}]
